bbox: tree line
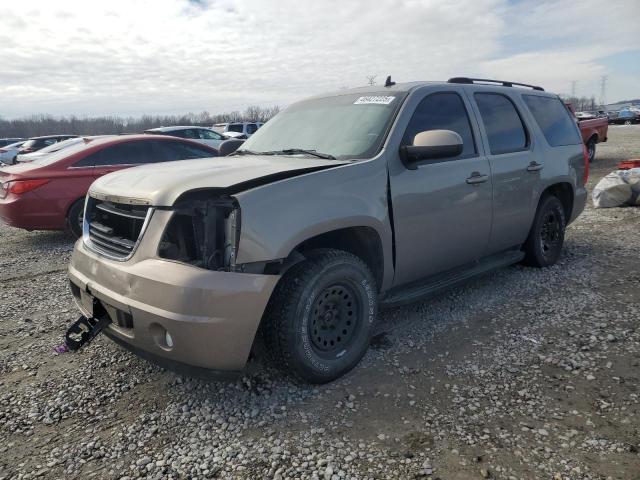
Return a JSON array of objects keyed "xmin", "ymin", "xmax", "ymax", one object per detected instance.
[
  {"xmin": 0, "ymin": 105, "xmax": 280, "ymax": 138},
  {"xmin": 559, "ymin": 95, "xmax": 600, "ymax": 113}
]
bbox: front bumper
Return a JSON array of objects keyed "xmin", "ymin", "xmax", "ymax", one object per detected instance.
[{"xmin": 68, "ymin": 240, "xmax": 280, "ymax": 373}]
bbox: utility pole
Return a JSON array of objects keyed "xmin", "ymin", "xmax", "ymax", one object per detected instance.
[
  {"xmin": 570, "ymin": 80, "xmax": 578, "ymax": 98},
  {"xmin": 599, "ymin": 75, "xmax": 608, "ymax": 110},
  {"xmin": 366, "ymin": 75, "xmax": 377, "ymax": 86}
]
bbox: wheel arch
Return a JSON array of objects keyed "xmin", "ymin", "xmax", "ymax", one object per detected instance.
[
  {"xmin": 275, "ymin": 226, "xmax": 385, "ymax": 293},
  {"xmin": 65, "ymin": 195, "xmax": 86, "ymax": 221},
  {"xmin": 538, "ymin": 182, "xmax": 574, "ymax": 222}
]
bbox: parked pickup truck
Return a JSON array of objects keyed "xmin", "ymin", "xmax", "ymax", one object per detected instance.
[
  {"xmin": 565, "ymin": 103, "xmax": 608, "ymax": 162},
  {"xmin": 68, "ymin": 77, "xmax": 588, "ymax": 383}
]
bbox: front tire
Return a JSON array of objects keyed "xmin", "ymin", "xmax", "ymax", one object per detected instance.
[
  {"xmin": 260, "ymin": 249, "xmax": 378, "ymax": 384},
  {"xmin": 522, "ymin": 195, "xmax": 566, "ymax": 267},
  {"xmin": 67, "ymin": 199, "xmax": 85, "ymax": 239}
]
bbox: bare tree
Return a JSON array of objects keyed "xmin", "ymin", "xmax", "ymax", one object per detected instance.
[{"xmin": 0, "ymin": 105, "xmax": 282, "ymax": 138}]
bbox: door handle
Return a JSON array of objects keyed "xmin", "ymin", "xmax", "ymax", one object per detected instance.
[
  {"xmin": 466, "ymin": 172, "xmax": 489, "ymax": 185},
  {"xmin": 527, "ymin": 161, "xmax": 543, "ymax": 172}
]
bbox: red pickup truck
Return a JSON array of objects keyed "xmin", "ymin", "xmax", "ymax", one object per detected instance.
[{"xmin": 565, "ymin": 103, "xmax": 608, "ymax": 162}]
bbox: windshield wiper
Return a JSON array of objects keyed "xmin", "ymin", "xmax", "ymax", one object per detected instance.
[
  {"xmin": 260, "ymin": 149, "xmax": 337, "ymax": 160},
  {"xmin": 229, "ymin": 149, "xmax": 261, "ymax": 156}
]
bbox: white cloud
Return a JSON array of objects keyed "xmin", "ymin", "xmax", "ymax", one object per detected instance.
[{"xmin": 0, "ymin": 0, "xmax": 637, "ymax": 117}]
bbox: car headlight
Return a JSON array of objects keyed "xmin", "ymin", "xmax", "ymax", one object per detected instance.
[{"xmin": 158, "ymin": 197, "xmax": 240, "ymax": 271}]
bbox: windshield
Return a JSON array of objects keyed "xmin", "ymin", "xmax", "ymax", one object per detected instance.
[
  {"xmin": 32, "ymin": 137, "xmax": 83, "ymax": 154},
  {"xmin": 30, "ymin": 142, "xmax": 95, "ymax": 165},
  {"xmin": 240, "ymin": 92, "xmax": 405, "ymax": 160},
  {"xmin": 20, "ymin": 139, "xmax": 40, "ymax": 149}
]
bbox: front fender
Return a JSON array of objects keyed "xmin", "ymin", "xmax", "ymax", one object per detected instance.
[{"xmin": 234, "ymin": 158, "xmax": 394, "ymax": 289}]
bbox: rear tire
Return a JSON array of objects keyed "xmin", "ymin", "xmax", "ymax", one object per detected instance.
[
  {"xmin": 522, "ymin": 195, "xmax": 566, "ymax": 268},
  {"xmin": 586, "ymin": 138, "xmax": 596, "ymax": 163},
  {"xmin": 67, "ymin": 199, "xmax": 85, "ymax": 239},
  {"xmin": 260, "ymin": 249, "xmax": 377, "ymax": 384}
]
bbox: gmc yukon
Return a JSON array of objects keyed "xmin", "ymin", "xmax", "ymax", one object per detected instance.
[{"xmin": 68, "ymin": 77, "xmax": 589, "ymax": 383}]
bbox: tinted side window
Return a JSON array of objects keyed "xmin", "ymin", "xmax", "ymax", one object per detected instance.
[
  {"xmin": 167, "ymin": 129, "xmax": 187, "ymax": 138},
  {"xmin": 227, "ymin": 124, "xmax": 244, "ymax": 133},
  {"xmin": 523, "ymin": 95, "xmax": 582, "ymax": 147},
  {"xmin": 402, "ymin": 92, "xmax": 476, "ymax": 159},
  {"xmin": 474, "ymin": 93, "xmax": 528, "ymax": 155},
  {"xmin": 199, "ymin": 129, "xmax": 223, "ymax": 140},
  {"xmin": 246, "ymin": 124, "xmax": 258, "ymax": 135},
  {"xmin": 156, "ymin": 141, "xmax": 217, "ymax": 161},
  {"xmin": 81, "ymin": 141, "xmax": 156, "ymax": 166}
]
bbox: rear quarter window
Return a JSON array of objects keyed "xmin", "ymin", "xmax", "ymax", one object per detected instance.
[{"xmin": 523, "ymin": 95, "xmax": 582, "ymax": 147}]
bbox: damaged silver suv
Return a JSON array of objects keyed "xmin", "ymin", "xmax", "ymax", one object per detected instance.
[{"xmin": 68, "ymin": 77, "xmax": 588, "ymax": 383}]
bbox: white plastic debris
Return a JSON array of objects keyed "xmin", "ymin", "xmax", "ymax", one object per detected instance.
[{"xmin": 592, "ymin": 168, "xmax": 640, "ymax": 208}]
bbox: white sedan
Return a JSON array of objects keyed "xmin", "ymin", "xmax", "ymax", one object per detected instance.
[{"xmin": 0, "ymin": 141, "xmax": 25, "ymax": 165}]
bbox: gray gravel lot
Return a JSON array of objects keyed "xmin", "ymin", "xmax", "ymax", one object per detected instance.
[{"xmin": 1, "ymin": 126, "xmax": 639, "ymax": 480}]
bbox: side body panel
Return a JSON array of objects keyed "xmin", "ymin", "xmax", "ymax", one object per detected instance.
[{"xmin": 578, "ymin": 117, "xmax": 609, "ymax": 143}]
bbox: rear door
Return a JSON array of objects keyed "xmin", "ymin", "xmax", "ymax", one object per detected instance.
[
  {"xmin": 79, "ymin": 140, "xmax": 157, "ymax": 177},
  {"xmin": 467, "ymin": 91, "xmax": 541, "ymax": 254},
  {"xmin": 389, "ymin": 91, "xmax": 493, "ymax": 286}
]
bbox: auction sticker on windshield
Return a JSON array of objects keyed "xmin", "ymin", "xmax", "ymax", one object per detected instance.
[{"xmin": 353, "ymin": 96, "xmax": 396, "ymax": 105}]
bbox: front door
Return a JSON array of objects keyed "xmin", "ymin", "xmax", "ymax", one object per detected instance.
[{"xmin": 389, "ymin": 91, "xmax": 493, "ymax": 287}]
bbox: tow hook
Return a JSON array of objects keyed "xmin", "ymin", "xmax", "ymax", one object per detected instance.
[{"xmin": 55, "ymin": 315, "xmax": 110, "ymax": 353}]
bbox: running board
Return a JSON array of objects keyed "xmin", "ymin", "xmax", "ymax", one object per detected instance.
[{"xmin": 380, "ymin": 250, "xmax": 524, "ymax": 309}]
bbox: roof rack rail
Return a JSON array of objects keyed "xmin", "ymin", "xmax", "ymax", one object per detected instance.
[{"xmin": 448, "ymin": 77, "xmax": 544, "ymax": 91}]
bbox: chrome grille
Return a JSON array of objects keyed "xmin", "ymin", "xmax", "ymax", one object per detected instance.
[{"xmin": 84, "ymin": 198, "xmax": 152, "ymax": 260}]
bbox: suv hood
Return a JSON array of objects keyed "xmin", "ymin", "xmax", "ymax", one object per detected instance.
[{"xmin": 89, "ymin": 156, "xmax": 349, "ymax": 206}]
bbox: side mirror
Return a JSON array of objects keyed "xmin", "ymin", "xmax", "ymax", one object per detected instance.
[{"xmin": 399, "ymin": 129, "xmax": 463, "ymax": 169}]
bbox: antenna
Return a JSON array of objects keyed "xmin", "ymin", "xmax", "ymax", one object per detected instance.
[{"xmin": 385, "ymin": 75, "xmax": 395, "ymax": 87}]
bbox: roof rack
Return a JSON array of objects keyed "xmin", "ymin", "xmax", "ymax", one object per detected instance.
[{"xmin": 448, "ymin": 77, "xmax": 544, "ymax": 91}]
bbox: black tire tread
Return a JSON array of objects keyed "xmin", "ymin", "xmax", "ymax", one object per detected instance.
[
  {"xmin": 522, "ymin": 195, "xmax": 566, "ymax": 268},
  {"xmin": 260, "ymin": 248, "xmax": 375, "ymax": 383},
  {"xmin": 66, "ymin": 198, "xmax": 85, "ymax": 238}
]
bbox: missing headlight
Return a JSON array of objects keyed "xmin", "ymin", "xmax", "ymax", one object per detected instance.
[{"xmin": 158, "ymin": 197, "xmax": 239, "ymax": 271}]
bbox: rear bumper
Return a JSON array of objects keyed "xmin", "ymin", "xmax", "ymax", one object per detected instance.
[
  {"xmin": 68, "ymin": 240, "xmax": 280, "ymax": 372},
  {"xmin": 569, "ymin": 185, "xmax": 587, "ymax": 225},
  {"xmin": 0, "ymin": 193, "xmax": 66, "ymax": 230}
]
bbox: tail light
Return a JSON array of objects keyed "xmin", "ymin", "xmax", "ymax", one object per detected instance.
[
  {"xmin": 20, "ymin": 148, "xmax": 35, "ymax": 153},
  {"xmin": 3, "ymin": 179, "xmax": 50, "ymax": 196},
  {"xmin": 0, "ymin": 148, "xmax": 7, "ymax": 153},
  {"xmin": 582, "ymin": 145, "xmax": 590, "ymax": 185}
]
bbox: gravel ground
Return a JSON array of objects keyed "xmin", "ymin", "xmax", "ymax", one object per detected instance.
[{"xmin": 1, "ymin": 126, "xmax": 639, "ymax": 480}]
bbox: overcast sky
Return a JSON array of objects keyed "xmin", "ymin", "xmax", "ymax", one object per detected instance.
[{"xmin": 1, "ymin": 0, "xmax": 638, "ymax": 118}]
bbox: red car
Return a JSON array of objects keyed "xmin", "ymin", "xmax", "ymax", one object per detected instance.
[{"xmin": 0, "ymin": 134, "xmax": 218, "ymax": 237}]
